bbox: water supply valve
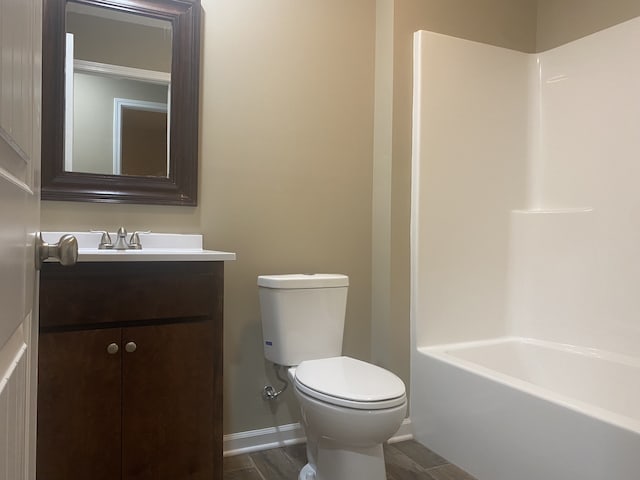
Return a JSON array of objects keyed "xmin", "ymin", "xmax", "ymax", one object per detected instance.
[{"xmin": 262, "ymin": 364, "xmax": 289, "ymax": 401}]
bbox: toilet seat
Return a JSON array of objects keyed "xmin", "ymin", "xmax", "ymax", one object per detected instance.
[{"xmin": 294, "ymin": 356, "xmax": 406, "ymax": 410}]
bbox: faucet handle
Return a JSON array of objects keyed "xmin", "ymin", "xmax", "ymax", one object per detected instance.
[
  {"xmin": 90, "ymin": 230, "xmax": 113, "ymax": 249},
  {"xmin": 128, "ymin": 230, "xmax": 151, "ymax": 250}
]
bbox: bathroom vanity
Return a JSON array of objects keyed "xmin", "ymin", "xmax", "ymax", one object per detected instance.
[{"xmin": 36, "ymin": 233, "xmax": 235, "ymax": 480}]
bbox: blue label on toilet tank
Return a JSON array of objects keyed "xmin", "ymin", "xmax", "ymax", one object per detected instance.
[{"xmin": 265, "ymin": 341, "xmax": 272, "ymax": 346}]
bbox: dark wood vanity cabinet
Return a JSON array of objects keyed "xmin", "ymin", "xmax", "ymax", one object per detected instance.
[{"xmin": 37, "ymin": 262, "xmax": 224, "ymax": 480}]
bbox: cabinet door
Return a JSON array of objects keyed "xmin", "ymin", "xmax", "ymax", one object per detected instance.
[
  {"xmin": 122, "ymin": 320, "xmax": 214, "ymax": 480},
  {"xmin": 37, "ymin": 329, "xmax": 122, "ymax": 480}
]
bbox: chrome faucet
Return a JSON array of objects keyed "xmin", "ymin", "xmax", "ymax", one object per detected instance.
[
  {"xmin": 93, "ymin": 227, "xmax": 149, "ymax": 250},
  {"xmin": 112, "ymin": 227, "xmax": 130, "ymax": 250}
]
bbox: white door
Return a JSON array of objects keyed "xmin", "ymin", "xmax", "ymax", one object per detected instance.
[{"xmin": 0, "ymin": 0, "xmax": 42, "ymax": 479}]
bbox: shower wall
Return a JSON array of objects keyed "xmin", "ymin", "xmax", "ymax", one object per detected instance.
[
  {"xmin": 411, "ymin": 32, "xmax": 529, "ymax": 348},
  {"xmin": 509, "ymin": 17, "xmax": 640, "ymax": 356},
  {"xmin": 412, "ymin": 17, "xmax": 640, "ymax": 355}
]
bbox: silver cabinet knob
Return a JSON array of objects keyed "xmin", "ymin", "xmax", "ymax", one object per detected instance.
[
  {"xmin": 35, "ymin": 232, "xmax": 78, "ymax": 269},
  {"xmin": 125, "ymin": 341, "xmax": 137, "ymax": 353},
  {"xmin": 106, "ymin": 343, "xmax": 119, "ymax": 354}
]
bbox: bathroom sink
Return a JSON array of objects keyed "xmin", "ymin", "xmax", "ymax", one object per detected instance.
[{"xmin": 40, "ymin": 232, "xmax": 236, "ymax": 262}]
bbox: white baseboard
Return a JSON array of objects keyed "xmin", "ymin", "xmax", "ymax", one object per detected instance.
[
  {"xmin": 387, "ymin": 417, "xmax": 414, "ymax": 444},
  {"xmin": 223, "ymin": 417, "xmax": 413, "ymax": 457},
  {"xmin": 223, "ymin": 422, "xmax": 306, "ymax": 457}
]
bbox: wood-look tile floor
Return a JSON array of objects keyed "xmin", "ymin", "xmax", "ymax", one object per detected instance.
[{"xmin": 223, "ymin": 440, "xmax": 477, "ymax": 480}]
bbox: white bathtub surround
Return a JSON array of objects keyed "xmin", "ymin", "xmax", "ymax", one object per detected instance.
[
  {"xmin": 422, "ymin": 337, "xmax": 640, "ymax": 432},
  {"xmin": 410, "ymin": 31, "xmax": 530, "ymax": 350},
  {"xmin": 413, "ymin": 339, "xmax": 640, "ymax": 480},
  {"xmin": 506, "ymin": 209, "xmax": 626, "ymax": 352},
  {"xmin": 411, "ymin": 17, "xmax": 640, "ymax": 480}
]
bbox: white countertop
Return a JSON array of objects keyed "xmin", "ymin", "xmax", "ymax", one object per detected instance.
[{"xmin": 42, "ymin": 232, "xmax": 236, "ymax": 262}]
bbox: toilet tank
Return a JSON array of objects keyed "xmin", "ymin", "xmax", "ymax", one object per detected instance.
[{"xmin": 258, "ymin": 274, "xmax": 349, "ymax": 366}]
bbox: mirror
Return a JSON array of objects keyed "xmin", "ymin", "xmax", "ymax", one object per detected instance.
[
  {"xmin": 42, "ymin": 0, "xmax": 200, "ymax": 205},
  {"xmin": 65, "ymin": 4, "xmax": 172, "ymax": 177}
]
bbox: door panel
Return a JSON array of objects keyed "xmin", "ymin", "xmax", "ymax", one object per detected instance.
[
  {"xmin": 0, "ymin": 0, "xmax": 40, "ymax": 348},
  {"xmin": 0, "ymin": 0, "xmax": 41, "ymax": 478},
  {"xmin": 0, "ymin": 324, "xmax": 28, "ymax": 479},
  {"xmin": 122, "ymin": 321, "xmax": 215, "ymax": 480},
  {"xmin": 37, "ymin": 329, "xmax": 122, "ymax": 480}
]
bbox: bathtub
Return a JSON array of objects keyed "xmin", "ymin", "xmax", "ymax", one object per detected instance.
[{"xmin": 410, "ymin": 337, "xmax": 640, "ymax": 480}]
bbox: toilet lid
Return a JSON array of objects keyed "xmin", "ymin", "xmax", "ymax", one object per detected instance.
[
  {"xmin": 258, "ymin": 273, "xmax": 348, "ymax": 289},
  {"xmin": 294, "ymin": 356, "xmax": 406, "ymax": 410}
]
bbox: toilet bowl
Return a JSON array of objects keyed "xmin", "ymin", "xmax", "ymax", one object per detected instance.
[
  {"xmin": 258, "ymin": 274, "xmax": 407, "ymax": 480},
  {"xmin": 290, "ymin": 356, "xmax": 406, "ymax": 480}
]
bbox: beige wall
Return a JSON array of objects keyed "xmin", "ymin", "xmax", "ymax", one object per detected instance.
[
  {"xmin": 537, "ymin": 0, "xmax": 640, "ymax": 51},
  {"xmin": 398, "ymin": 0, "xmax": 538, "ymax": 52},
  {"xmin": 41, "ymin": 0, "xmax": 640, "ymax": 437},
  {"xmin": 200, "ymin": 0, "xmax": 375, "ymax": 433}
]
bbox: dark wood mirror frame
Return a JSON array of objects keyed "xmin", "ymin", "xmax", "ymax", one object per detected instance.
[{"xmin": 42, "ymin": 0, "xmax": 200, "ymax": 206}]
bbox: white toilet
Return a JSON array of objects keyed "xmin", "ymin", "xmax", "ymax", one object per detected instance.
[{"xmin": 258, "ymin": 273, "xmax": 407, "ymax": 480}]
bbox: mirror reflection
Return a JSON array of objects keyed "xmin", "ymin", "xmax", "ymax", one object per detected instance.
[{"xmin": 65, "ymin": 4, "xmax": 172, "ymax": 177}]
